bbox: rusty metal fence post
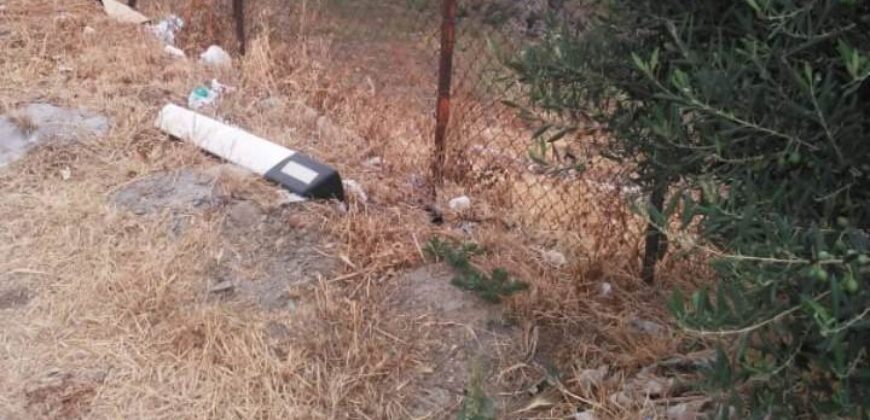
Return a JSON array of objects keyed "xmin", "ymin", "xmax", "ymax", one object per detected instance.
[
  {"xmin": 233, "ymin": 0, "xmax": 246, "ymax": 54},
  {"xmin": 431, "ymin": 0, "xmax": 457, "ymax": 192},
  {"xmin": 641, "ymin": 182, "xmax": 667, "ymax": 284}
]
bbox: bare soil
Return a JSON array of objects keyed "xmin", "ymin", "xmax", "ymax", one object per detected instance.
[
  {"xmin": 388, "ymin": 264, "xmax": 521, "ymax": 418},
  {"xmin": 0, "ymin": 286, "xmax": 31, "ymax": 310},
  {"xmin": 212, "ymin": 199, "xmax": 340, "ymax": 311}
]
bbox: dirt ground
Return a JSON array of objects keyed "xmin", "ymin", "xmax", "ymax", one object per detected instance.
[{"xmin": 0, "ymin": 1, "xmax": 712, "ymax": 419}]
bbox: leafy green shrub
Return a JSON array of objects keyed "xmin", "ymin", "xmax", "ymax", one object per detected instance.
[
  {"xmin": 425, "ymin": 237, "xmax": 528, "ymax": 303},
  {"xmin": 509, "ymin": 0, "xmax": 870, "ymax": 416}
]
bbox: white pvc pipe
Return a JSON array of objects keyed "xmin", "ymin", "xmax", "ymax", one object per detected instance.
[{"xmin": 156, "ymin": 103, "xmax": 293, "ymax": 176}]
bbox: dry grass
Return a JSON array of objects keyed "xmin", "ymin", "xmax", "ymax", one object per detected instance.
[{"xmin": 0, "ymin": 1, "xmax": 711, "ymax": 419}]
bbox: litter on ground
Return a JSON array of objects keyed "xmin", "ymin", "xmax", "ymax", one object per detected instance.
[
  {"xmin": 199, "ymin": 45, "xmax": 232, "ymax": 67},
  {"xmin": 101, "ymin": 0, "xmax": 149, "ymax": 24}
]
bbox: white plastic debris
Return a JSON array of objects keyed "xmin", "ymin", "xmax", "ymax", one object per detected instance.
[
  {"xmin": 187, "ymin": 79, "xmax": 234, "ymax": 109},
  {"xmin": 210, "ymin": 79, "xmax": 235, "ymax": 93},
  {"xmin": 363, "ymin": 156, "xmax": 383, "ymax": 168},
  {"xmin": 200, "ymin": 45, "xmax": 232, "ymax": 67},
  {"xmin": 149, "ymin": 15, "xmax": 183, "ymax": 45},
  {"xmin": 575, "ymin": 410, "xmax": 598, "ymax": 420},
  {"xmin": 342, "ymin": 179, "xmax": 368, "ymax": 204},
  {"xmin": 164, "ymin": 45, "xmax": 186, "ymax": 58},
  {"xmin": 102, "ymin": 0, "xmax": 149, "ymax": 24},
  {"xmin": 277, "ymin": 190, "xmax": 307, "ymax": 205},
  {"xmin": 82, "ymin": 26, "xmax": 96, "ymax": 36},
  {"xmin": 600, "ymin": 282, "xmax": 613, "ymax": 297},
  {"xmin": 188, "ymin": 86, "xmax": 218, "ymax": 110},
  {"xmin": 542, "ymin": 249, "xmax": 567, "ymax": 268},
  {"xmin": 630, "ymin": 318, "xmax": 666, "ymax": 336},
  {"xmin": 156, "ymin": 104, "xmax": 292, "ymax": 176},
  {"xmin": 448, "ymin": 195, "xmax": 471, "ymax": 212}
]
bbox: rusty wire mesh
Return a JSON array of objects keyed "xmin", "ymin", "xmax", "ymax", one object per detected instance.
[{"xmin": 437, "ymin": 1, "xmax": 641, "ymax": 255}]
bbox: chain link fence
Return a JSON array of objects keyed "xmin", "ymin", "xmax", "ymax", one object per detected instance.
[
  {"xmin": 138, "ymin": 0, "xmax": 642, "ymax": 254},
  {"xmin": 434, "ymin": 0, "xmax": 641, "ymax": 255}
]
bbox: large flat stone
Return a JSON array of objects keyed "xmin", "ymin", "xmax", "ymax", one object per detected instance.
[
  {"xmin": 0, "ymin": 103, "xmax": 109, "ymax": 168},
  {"xmin": 110, "ymin": 169, "xmax": 223, "ymax": 216}
]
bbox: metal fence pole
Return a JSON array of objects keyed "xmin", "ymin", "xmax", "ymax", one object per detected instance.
[
  {"xmin": 233, "ymin": 0, "xmax": 246, "ymax": 55},
  {"xmin": 431, "ymin": 0, "xmax": 457, "ymax": 191},
  {"xmin": 641, "ymin": 182, "xmax": 667, "ymax": 284}
]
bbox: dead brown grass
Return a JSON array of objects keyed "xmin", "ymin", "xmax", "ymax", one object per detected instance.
[{"xmin": 0, "ymin": 1, "xmax": 711, "ymax": 419}]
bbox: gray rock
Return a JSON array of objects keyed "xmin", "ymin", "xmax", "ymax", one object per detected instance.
[
  {"xmin": 0, "ymin": 103, "xmax": 109, "ymax": 167},
  {"xmin": 225, "ymin": 200, "xmax": 265, "ymax": 227},
  {"xmin": 630, "ymin": 318, "xmax": 667, "ymax": 336},
  {"xmin": 111, "ymin": 169, "xmax": 222, "ymax": 216},
  {"xmin": 0, "ymin": 117, "xmax": 31, "ymax": 167},
  {"xmin": 208, "ymin": 279, "xmax": 235, "ymax": 294}
]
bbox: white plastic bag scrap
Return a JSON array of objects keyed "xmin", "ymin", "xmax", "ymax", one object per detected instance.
[
  {"xmin": 448, "ymin": 195, "xmax": 471, "ymax": 212},
  {"xmin": 187, "ymin": 80, "xmax": 235, "ymax": 110},
  {"xmin": 210, "ymin": 79, "xmax": 235, "ymax": 94},
  {"xmin": 188, "ymin": 86, "xmax": 218, "ymax": 110},
  {"xmin": 102, "ymin": 0, "xmax": 149, "ymax": 24},
  {"xmin": 164, "ymin": 45, "xmax": 185, "ymax": 58},
  {"xmin": 150, "ymin": 15, "xmax": 184, "ymax": 45},
  {"xmin": 541, "ymin": 249, "xmax": 567, "ymax": 268},
  {"xmin": 200, "ymin": 45, "xmax": 232, "ymax": 67},
  {"xmin": 342, "ymin": 179, "xmax": 368, "ymax": 204}
]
